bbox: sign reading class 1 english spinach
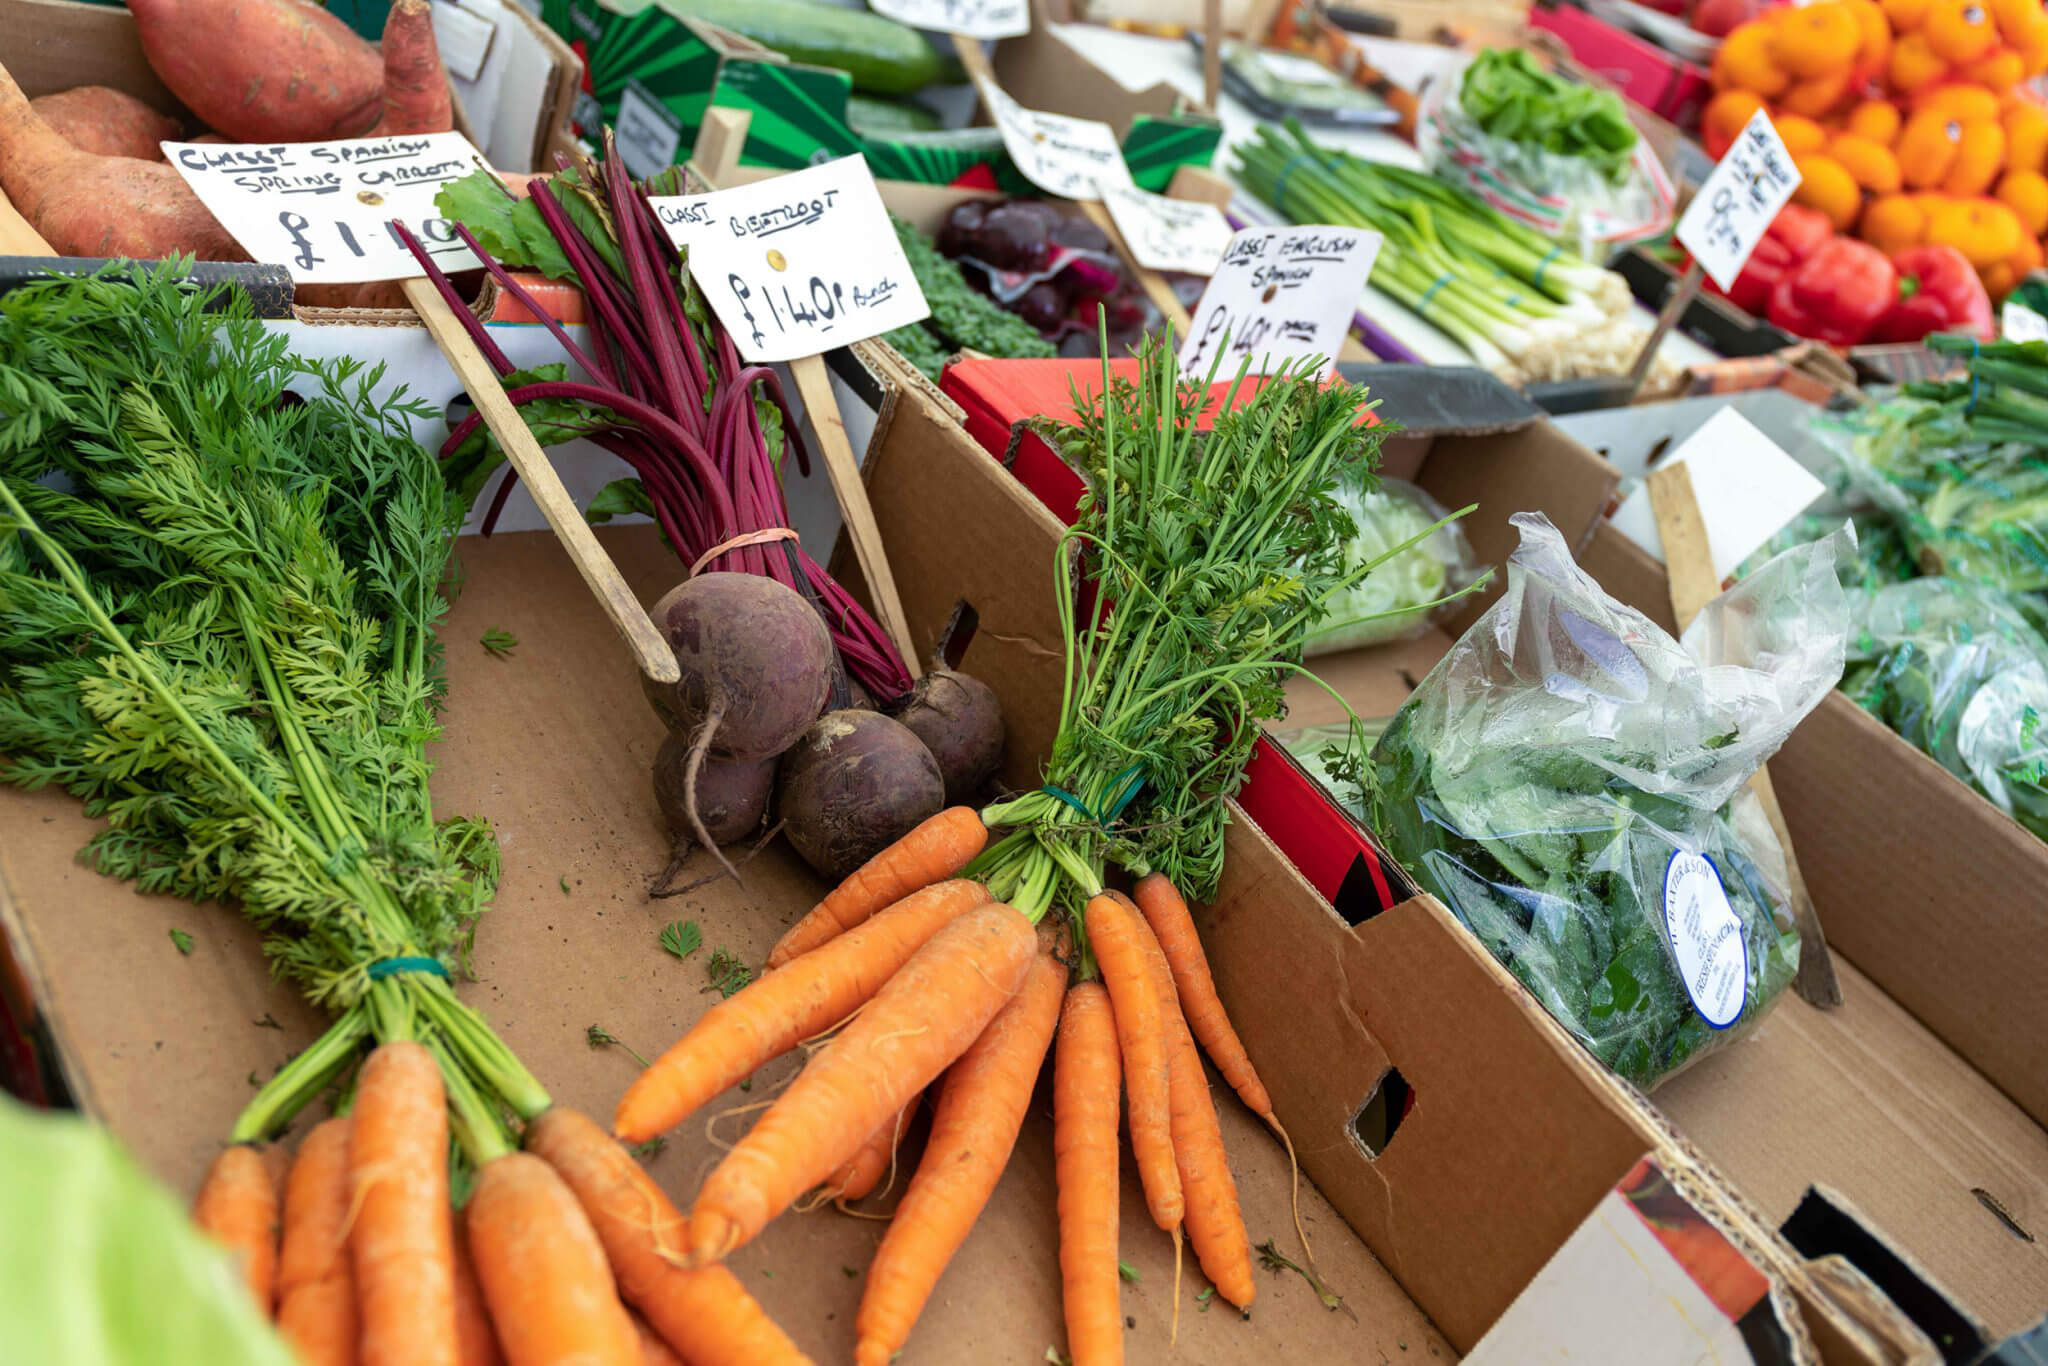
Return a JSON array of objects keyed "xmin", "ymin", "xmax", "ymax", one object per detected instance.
[
  {"xmin": 650, "ymin": 156, "xmax": 931, "ymax": 362},
  {"xmin": 1179, "ymin": 225, "xmax": 1381, "ymax": 377}
]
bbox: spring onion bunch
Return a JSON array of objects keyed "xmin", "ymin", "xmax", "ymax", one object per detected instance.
[{"xmin": 1234, "ymin": 123, "xmax": 1633, "ymax": 377}]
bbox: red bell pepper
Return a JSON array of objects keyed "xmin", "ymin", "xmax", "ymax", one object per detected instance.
[
  {"xmin": 1767, "ymin": 237, "xmax": 1897, "ymax": 346},
  {"xmin": 1705, "ymin": 204, "xmax": 1836, "ymax": 317},
  {"xmin": 1869, "ymin": 245, "xmax": 1994, "ymax": 343}
]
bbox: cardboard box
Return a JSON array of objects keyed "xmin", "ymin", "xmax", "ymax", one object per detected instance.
[
  {"xmin": 1528, "ymin": 0, "xmax": 1712, "ymax": 129},
  {"xmin": 938, "ymin": 357, "xmax": 2048, "ymax": 1362},
  {"xmin": 0, "ymin": 366, "xmax": 1806, "ymax": 1361}
]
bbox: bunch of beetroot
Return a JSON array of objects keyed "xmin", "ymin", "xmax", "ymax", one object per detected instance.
[
  {"xmin": 937, "ymin": 198, "xmax": 1158, "ymax": 357},
  {"xmin": 643, "ymin": 572, "xmax": 1004, "ymax": 883}
]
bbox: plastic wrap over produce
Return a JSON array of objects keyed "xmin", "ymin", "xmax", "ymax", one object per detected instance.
[
  {"xmin": 1367, "ymin": 514, "xmax": 1850, "ymax": 1088},
  {"xmin": 1302, "ymin": 478, "xmax": 1484, "ymax": 657}
]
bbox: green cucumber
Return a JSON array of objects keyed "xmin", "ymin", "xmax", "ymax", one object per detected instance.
[
  {"xmin": 846, "ymin": 93, "xmax": 943, "ymax": 135},
  {"xmin": 656, "ymin": 0, "xmax": 962, "ymax": 95}
]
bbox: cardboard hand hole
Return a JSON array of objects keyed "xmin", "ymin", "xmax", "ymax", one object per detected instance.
[
  {"xmin": 938, "ymin": 598, "xmax": 980, "ymax": 672},
  {"xmin": 1349, "ymin": 1066, "xmax": 1411, "ymax": 1160}
]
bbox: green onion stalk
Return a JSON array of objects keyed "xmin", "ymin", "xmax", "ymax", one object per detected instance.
[
  {"xmin": 1233, "ymin": 122, "xmax": 1629, "ymax": 373},
  {"xmin": 964, "ymin": 330, "xmax": 1471, "ymax": 943},
  {"xmin": 0, "ymin": 264, "xmax": 545, "ymax": 1171}
]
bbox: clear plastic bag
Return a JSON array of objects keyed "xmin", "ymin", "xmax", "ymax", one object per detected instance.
[
  {"xmin": 1842, "ymin": 578, "xmax": 2048, "ymax": 842},
  {"xmin": 1303, "ymin": 478, "xmax": 1484, "ymax": 657},
  {"xmin": 1366, "ymin": 514, "xmax": 1850, "ymax": 1089}
]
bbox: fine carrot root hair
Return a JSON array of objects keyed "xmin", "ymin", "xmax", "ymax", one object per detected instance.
[
  {"xmin": 688, "ymin": 903, "xmax": 1039, "ymax": 1264},
  {"xmin": 1133, "ymin": 872, "xmax": 1313, "ymax": 1269},
  {"xmin": 349, "ymin": 1041, "xmax": 458, "ymax": 1366},
  {"xmin": 274, "ymin": 1118, "xmax": 356, "ymax": 1366},
  {"xmin": 614, "ymin": 880, "xmax": 991, "ymax": 1144},
  {"xmin": 765, "ymin": 806, "xmax": 987, "ymax": 967},
  {"xmin": 823, "ymin": 1090, "xmax": 922, "ymax": 1207},
  {"xmin": 854, "ymin": 948, "xmax": 1068, "ymax": 1366},
  {"xmin": 1122, "ymin": 892, "xmax": 1255, "ymax": 1312},
  {"xmin": 524, "ymin": 1106, "xmax": 813, "ymax": 1366},
  {"xmin": 1081, "ymin": 893, "xmax": 1182, "ymax": 1234},
  {"xmin": 466, "ymin": 1152, "xmax": 641, "ymax": 1366},
  {"xmin": 451, "ymin": 1207, "xmax": 505, "ymax": 1366},
  {"xmin": 1054, "ymin": 981, "xmax": 1123, "ymax": 1366},
  {"xmin": 193, "ymin": 1142, "xmax": 281, "ymax": 1314}
]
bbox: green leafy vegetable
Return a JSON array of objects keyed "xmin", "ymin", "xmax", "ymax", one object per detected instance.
[
  {"xmin": 480, "ymin": 627, "xmax": 519, "ymax": 659},
  {"xmin": 1117, "ymin": 1260, "xmax": 1139, "ymax": 1283},
  {"xmin": 1257, "ymin": 1238, "xmax": 1345, "ymax": 1313},
  {"xmin": 1458, "ymin": 48, "xmax": 1639, "ymax": 185},
  {"xmin": 660, "ymin": 919, "xmax": 703, "ymax": 961},
  {"xmin": 169, "ymin": 928, "xmax": 195, "ymax": 956},
  {"xmin": 1303, "ymin": 478, "xmax": 1485, "ymax": 656},
  {"xmin": 891, "ymin": 214, "xmax": 1055, "ymax": 362},
  {"xmin": 584, "ymin": 478, "xmax": 658, "ymax": 526},
  {"xmin": 585, "ymin": 1023, "xmax": 651, "ymax": 1068}
]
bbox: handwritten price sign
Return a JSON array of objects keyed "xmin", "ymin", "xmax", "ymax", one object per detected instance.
[
  {"xmin": 161, "ymin": 132, "xmax": 487, "ymax": 284},
  {"xmin": 1102, "ymin": 186, "xmax": 1232, "ymax": 276},
  {"xmin": 1178, "ymin": 225, "xmax": 1381, "ymax": 376},
  {"xmin": 1673, "ymin": 110, "xmax": 1802, "ymax": 293},
  {"xmin": 979, "ymin": 79, "xmax": 1133, "ymax": 200},
  {"xmin": 869, "ymin": 0, "xmax": 1027, "ymax": 38},
  {"xmin": 650, "ymin": 156, "xmax": 930, "ymax": 364}
]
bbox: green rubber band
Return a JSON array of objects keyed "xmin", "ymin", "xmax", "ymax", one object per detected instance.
[
  {"xmin": 1040, "ymin": 785, "xmax": 1096, "ymax": 820},
  {"xmin": 1420, "ymin": 273, "xmax": 1453, "ymax": 309},
  {"xmin": 1102, "ymin": 766, "xmax": 1147, "ymax": 823},
  {"xmin": 1533, "ymin": 245, "xmax": 1562, "ymax": 291},
  {"xmin": 367, "ymin": 956, "xmax": 450, "ymax": 981}
]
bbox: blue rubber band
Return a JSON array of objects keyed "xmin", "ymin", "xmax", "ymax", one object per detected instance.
[
  {"xmin": 1420, "ymin": 273, "xmax": 1453, "ymax": 309},
  {"xmin": 1968, "ymin": 337, "xmax": 1982, "ymax": 413},
  {"xmin": 1273, "ymin": 152, "xmax": 1317, "ymax": 213},
  {"xmin": 1533, "ymin": 245, "xmax": 1563, "ymax": 291},
  {"xmin": 367, "ymin": 956, "xmax": 450, "ymax": 981}
]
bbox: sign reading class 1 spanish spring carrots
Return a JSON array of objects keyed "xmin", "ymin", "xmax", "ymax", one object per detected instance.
[
  {"xmin": 1673, "ymin": 109, "xmax": 1802, "ymax": 295},
  {"xmin": 649, "ymin": 156, "xmax": 932, "ymax": 365},
  {"xmin": 1177, "ymin": 225, "xmax": 1381, "ymax": 377},
  {"xmin": 160, "ymin": 132, "xmax": 489, "ymax": 284}
]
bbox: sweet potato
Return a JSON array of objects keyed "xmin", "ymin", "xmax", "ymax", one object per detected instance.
[
  {"xmin": 0, "ymin": 62, "xmax": 243, "ymax": 261},
  {"xmin": 370, "ymin": 0, "xmax": 454, "ymax": 136},
  {"xmin": 125, "ymin": 0, "xmax": 382, "ymax": 143},
  {"xmin": 29, "ymin": 86, "xmax": 180, "ymax": 161}
]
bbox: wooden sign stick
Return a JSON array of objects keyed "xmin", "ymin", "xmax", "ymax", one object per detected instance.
[
  {"xmin": 402, "ymin": 276, "xmax": 679, "ymax": 687},
  {"xmin": 1645, "ymin": 462, "xmax": 1842, "ymax": 1008},
  {"xmin": 1202, "ymin": 0, "xmax": 1224, "ymax": 113},
  {"xmin": 1627, "ymin": 259, "xmax": 1703, "ymax": 399}
]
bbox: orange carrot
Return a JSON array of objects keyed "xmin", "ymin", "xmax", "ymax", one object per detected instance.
[
  {"xmin": 192, "ymin": 1143, "xmax": 280, "ymax": 1313},
  {"xmin": 466, "ymin": 1152, "xmax": 640, "ymax": 1366},
  {"xmin": 631, "ymin": 1309, "xmax": 685, "ymax": 1366},
  {"xmin": 369, "ymin": 0, "xmax": 454, "ymax": 135},
  {"xmin": 689, "ymin": 903, "xmax": 1038, "ymax": 1263},
  {"xmin": 275, "ymin": 1119, "xmax": 356, "ymax": 1366},
  {"xmin": 1132, "ymin": 874, "xmax": 1269, "ymax": 1116},
  {"xmin": 1127, "ymin": 897, "xmax": 1254, "ymax": 1310},
  {"xmin": 823, "ymin": 1091, "xmax": 921, "ymax": 1203},
  {"xmin": 1054, "ymin": 982, "xmax": 1123, "ymax": 1366},
  {"xmin": 765, "ymin": 807, "xmax": 987, "ymax": 966},
  {"xmin": 349, "ymin": 1041, "xmax": 457, "ymax": 1366},
  {"xmin": 525, "ymin": 1107, "xmax": 813, "ymax": 1366},
  {"xmin": 451, "ymin": 1209, "xmax": 504, "ymax": 1366},
  {"xmin": 615, "ymin": 880, "xmax": 991, "ymax": 1143},
  {"xmin": 855, "ymin": 945, "xmax": 1067, "ymax": 1366},
  {"xmin": 1082, "ymin": 893, "xmax": 1182, "ymax": 1233}
]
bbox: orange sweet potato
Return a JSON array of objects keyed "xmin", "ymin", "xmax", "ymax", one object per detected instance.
[
  {"xmin": 125, "ymin": 0, "xmax": 382, "ymax": 143},
  {"xmin": 29, "ymin": 86, "xmax": 181, "ymax": 161},
  {"xmin": 0, "ymin": 62, "xmax": 243, "ymax": 261},
  {"xmin": 369, "ymin": 0, "xmax": 454, "ymax": 136}
]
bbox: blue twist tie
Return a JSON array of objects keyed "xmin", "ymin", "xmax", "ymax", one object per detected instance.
[
  {"xmin": 1534, "ymin": 245, "xmax": 1563, "ymax": 291},
  {"xmin": 1968, "ymin": 336, "xmax": 1982, "ymax": 413},
  {"xmin": 1101, "ymin": 765, "xmax": 1147, "ymax": 823},
  {"xmin": 1041, "ymin": 785, "xmax": 1096, "ymax": 820},
  {"xmin": 368, "ymin": 956, "xmax": 450, "ymax": 981},
  {"xmin": 1420, "ymin": 273, "xmax": 1453, "ymax": 309},
  {"xmin": 1273, "ymin": 152, "xmax": 1317, "ymax": 212}
]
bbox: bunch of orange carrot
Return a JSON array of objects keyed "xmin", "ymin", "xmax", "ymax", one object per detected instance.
[
  {"xmin": 193, "ymin": 1042, "xmax": 812, "ymax": 1366},
  {"xmin": 607, "ymin": 807, "xmax": 1298, "ymax": 1365}
]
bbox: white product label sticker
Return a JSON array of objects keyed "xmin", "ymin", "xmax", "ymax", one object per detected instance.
[
  {"xmin": 2003, "ymin": 299, "xmax": 2048, "ymax": 343},
  {"xmin": 868, "ymin": 0, "xmax": 1027, "ymax": 38},
  {"xmin": 615, "ymin": 81, "xmax": 684, "ymax": 180},
  {"xmin": 649, "ymin": 155, "xmax": 930, "ymax": 363},
  {"xmin": 1102, "ymin": 185, "xmax": 1233, "ymax": 276},
  {"xmin": 162, "ymin": 132, "xmax": 487, "ymax": 284},
  {"xmin": 1177, "ymin": 224, "xmax": 1381, "ymax": 376},
  {"xmin": 1673, "ymin": 109, "xmax": 1802, "ymax": 294},
  {"xmin": 979, "ymin": 78, "xmax": 1133, "ymax": 199},
  {"xmin": 1662, "ymin": 851, "xmax": 1749, "ymax": 1029}
]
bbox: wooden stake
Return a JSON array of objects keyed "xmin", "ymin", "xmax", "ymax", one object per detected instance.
[
  {"xmin": 1646, "ymin": 462, "xmax": 1841, "ymax": 1009},
  {"xmin": 1202, "ymin": 0, "xmax": 1224, "ymax": 113},
  {"xmin": 1627, "ymin": 259, "xmax": 1703, "ymax": 399},
  {"xmin": 787, "ymin": 354, "xmax": 923, "ymax": 681},
  {"xmin": 401, "ymin": 276, "xmax": 679, "ymax": 687}
]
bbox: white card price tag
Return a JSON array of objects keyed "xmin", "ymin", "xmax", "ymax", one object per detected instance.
[
  {"xmin": 1609, "ymin": 407, "xmax": 1825, "ymax": 581},
  {"xmin": 869, "ymin": 0, "xmax": 1027, "ymax": 38},
  {"xmin": 1177, "ymin": 225, "xmax": 1381, "ymax": 376},
  {"xmin": 650, "ymin": 156, "xmax": 931, "ymax": 364},
  {"xmin": 979, "ymin": 79, "xmax": 1133, "ymax": 200},
  {"xmin": 1101, "ymin": 186, "xmax": 1232, "ymax": 276},
  {"xmin": 162, "ymin": 132, "xmax": 488, "ymax": 284},
  {"xmin": 1673, "ymin": 110, "xmax": 1802, "ymax": 293}
]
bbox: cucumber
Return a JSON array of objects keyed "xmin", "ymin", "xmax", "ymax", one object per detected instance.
[
  {"xmin": 847, "ymin": 93, "xmax": 943, "ymax": 135},
  {"xmin": 658, "ymin": 0, "xmax": 963, "ymax": 95}
]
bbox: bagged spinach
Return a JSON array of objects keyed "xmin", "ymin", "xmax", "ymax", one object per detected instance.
[{"xmin": 1365, "ymin": 514, "xmax": 1850, "ymax": 1089}]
